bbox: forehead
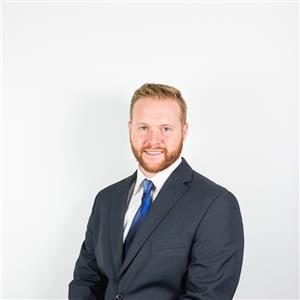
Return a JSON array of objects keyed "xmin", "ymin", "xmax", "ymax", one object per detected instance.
[{"xmin": 131, "ymin": 97, "xmax": 182, "ymax": 123}]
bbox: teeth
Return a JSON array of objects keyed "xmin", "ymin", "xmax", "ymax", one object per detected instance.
[{"xmin": 146, "ymin": 151, "xmax": 163, "ymax": 155}]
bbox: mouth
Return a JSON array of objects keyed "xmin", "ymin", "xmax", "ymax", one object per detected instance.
[
  {"xmin": 143, "ymin": 149, "xmax": 165, "ymax": 159},
  {"xmin": 144, "ymin": 150, "xmax": 164, "ymax": 156}
]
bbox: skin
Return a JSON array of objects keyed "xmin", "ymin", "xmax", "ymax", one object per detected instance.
[{"xmin": 128, "ymin": 97, "xmax": 188, "ymax": 178}]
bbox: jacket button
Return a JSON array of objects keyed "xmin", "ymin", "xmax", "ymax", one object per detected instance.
[{"xmin": 115, "ymin": 293, "xmax": 123, "ymax": 300}]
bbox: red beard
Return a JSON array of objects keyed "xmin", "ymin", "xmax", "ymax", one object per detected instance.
[{"xmin": 130, "ymin": 140, "xmax": 183, "ymax": 174}]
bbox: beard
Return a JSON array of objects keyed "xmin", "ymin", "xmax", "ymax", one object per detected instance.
[{"xmin": 130, "ymin": 138, "xmax": 183, "ymax": 174}]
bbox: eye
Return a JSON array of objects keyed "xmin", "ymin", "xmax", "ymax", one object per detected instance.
[
  {"xmin": 138, "ymin": 125, "xmax": 148, "ymax": 131},
  {"xmin": 162, "ymin": 126, "xmax": 172, "ymax": 132}
]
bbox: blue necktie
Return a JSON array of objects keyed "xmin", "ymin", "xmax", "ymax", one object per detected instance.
[{"xmin": 124, "ymin": 179, "xmax": 154, "ymax": 258}]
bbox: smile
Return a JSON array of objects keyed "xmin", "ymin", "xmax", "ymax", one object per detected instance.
[{"xmin": 144, "ymin": 150, "xmax": 164, "ymax": 156}]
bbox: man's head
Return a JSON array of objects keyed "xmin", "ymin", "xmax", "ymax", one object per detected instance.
[{"xmin": 128, "ymin": 83, "xmax": 188, "ymax": 178}]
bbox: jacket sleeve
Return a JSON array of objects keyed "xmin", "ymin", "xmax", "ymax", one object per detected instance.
[
  {"xmin": 180, "ymin": 190, "xmax": 244, "ymax": 300},
  {"xmin": 69, "ymin": 198, "xmax": 107, "ymax": 300}
]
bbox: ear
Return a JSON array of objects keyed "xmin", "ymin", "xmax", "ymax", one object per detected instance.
[
  {"xmin": 128, "ymin": 121, "xmax": 132, "ymax": 132},
  {"xmin": 182, "ymin": 123, "xmax": 188, "ymax": 141}
]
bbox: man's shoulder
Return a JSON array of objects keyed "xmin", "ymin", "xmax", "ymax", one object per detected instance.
[
  {"xmin": 182, "ymin": 165, "xmax": 240, "ymax": 213},
  {"xmin": 179, "ymin": 158, "xmax": 225, "ymax": 190},
  {"xmin": 192, "ymin": 169, "xmax": 223, "ymax": 189},
  {"xmin": 185, "ymin": 162, "xmax": 234, "ymax": 199},
  {"xmin": 95, "ymin": 172, "xmax": 136, "ymax": 200}
]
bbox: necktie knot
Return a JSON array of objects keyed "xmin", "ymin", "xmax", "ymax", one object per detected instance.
[{"xmin": 143, "ymin": 179, "xmax": 154, "ymax": 196}]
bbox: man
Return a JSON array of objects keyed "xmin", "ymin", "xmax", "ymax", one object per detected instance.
[{"xmin": 69, "ymin": 83, "xmax": 244, "ymax": 299}]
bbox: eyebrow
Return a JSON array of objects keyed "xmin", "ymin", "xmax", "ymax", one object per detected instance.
[
  {"xmin": 134, "ymin": 122, "xmax": 149, "ymax": 126},
  {"xmin": 134, "ymin": 123, "xmax": 175, "ymax": 128},
  {"xmin": 159, "ymin": 124, "xmax": 175, "ymax": 127}
]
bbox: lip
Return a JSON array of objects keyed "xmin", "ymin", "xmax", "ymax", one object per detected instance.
[
  {"xmin": 143, "ymin": 148, "xmax": 164, "ymax": 155},
  {"xmin": 144, "ymin": 150, "xmax": 163, "ymax": 156}
]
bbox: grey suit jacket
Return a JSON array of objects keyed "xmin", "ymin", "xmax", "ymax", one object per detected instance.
[{"xmin": 69, "ymin": 158, "xmax": 244, "ymax": 300}]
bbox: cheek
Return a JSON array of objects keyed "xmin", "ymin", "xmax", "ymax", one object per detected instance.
[
  {"xmin": 131, "ymin": 133, "xmax": 146, "ymax": 146},
  {"xmin": 164, "ymin": 135, "xmax": 182, "ymax": 147}
]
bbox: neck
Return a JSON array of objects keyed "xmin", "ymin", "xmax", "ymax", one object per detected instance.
[{"xmin": 139, "ymin": 166, "xmax": 157, "ymax": 178}]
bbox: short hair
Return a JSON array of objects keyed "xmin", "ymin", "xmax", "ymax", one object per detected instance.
[{"xmin": 130, "ymin": 83, "xmax": 187, "ymax": 124}]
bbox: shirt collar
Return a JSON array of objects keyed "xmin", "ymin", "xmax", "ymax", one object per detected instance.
[{"xmin": 133, "ymin": 157, "xmax": 182, "ymax": 195}]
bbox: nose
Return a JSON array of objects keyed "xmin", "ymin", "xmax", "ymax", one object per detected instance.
[{"xmin": 147, "ymin": 128, "xmax": 162, "ymax": 145}]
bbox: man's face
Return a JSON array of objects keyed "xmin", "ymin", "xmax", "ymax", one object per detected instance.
[{"xmin": 129, "ymin": 97, "xmax": 188, "ymax": 177}]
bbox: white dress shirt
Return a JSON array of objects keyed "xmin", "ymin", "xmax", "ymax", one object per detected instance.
[{"xmin": 123, "ymin": 157, "xmax": 182, "ymax": 242}]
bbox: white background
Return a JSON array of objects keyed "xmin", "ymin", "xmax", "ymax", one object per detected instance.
[{"xmin": 2, "ymin": 1, "xmax": 299, "ymax": 299}]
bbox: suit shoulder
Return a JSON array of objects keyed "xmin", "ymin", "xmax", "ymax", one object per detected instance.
[
  {"xmin": 187, "ymin": 169, "xmax": 240, "ymax": 214},
  {"xmin": 95, "ymin": 173, "xmax": 136, "ymax": 200},
  {"xmin": 191, "ymin": 169, "xmax": 223, "ymax": 190},
  {"xmin": 191, "ymin": 169, "xmax": 236, "ymax": 199}
]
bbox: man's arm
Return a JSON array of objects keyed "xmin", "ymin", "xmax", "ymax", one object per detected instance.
[
  {"xmin": 181, "ymin": 190, "xmax": 244, "ymax": 300},
  {"xmin": 69, "ymin": 199, "xmax": 107, "ymax": 300}
]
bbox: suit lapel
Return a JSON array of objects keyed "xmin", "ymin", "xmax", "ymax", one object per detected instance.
[
  {"xmin": 109, "ymin": 172, "xmax": 136, "ymax": 279},
  {"xmin": 118, "ymin": 158, "xmax": 193, "ymax": 278}
]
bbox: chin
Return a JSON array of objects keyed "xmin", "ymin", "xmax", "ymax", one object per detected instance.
[
  {"xmin": 141, "ymin": 161, "xmax": 168, "ymax": 173},
  {"xmin": 143, "ymin": 163, "xmax": 163, "ymax": 172}
]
